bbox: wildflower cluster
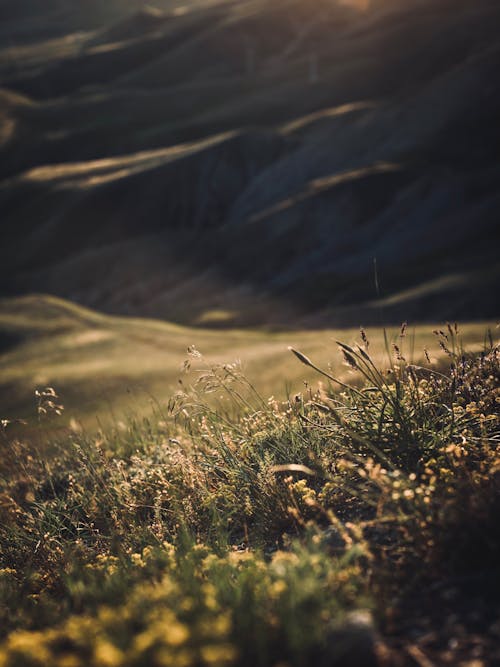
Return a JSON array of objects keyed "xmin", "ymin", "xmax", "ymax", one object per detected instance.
[{"xmin": 0, "ymin": 329, "xmax": 498, "ymax": 665}]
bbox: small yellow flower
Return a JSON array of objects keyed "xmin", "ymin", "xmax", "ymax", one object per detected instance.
[
  {"xmin": 200, "ymin": 643, "xmax": 237, "ymax": 665},
  {"xmin": 6, "ymin": 630, "xmax": 51, "ymax": 664},
  {"xmin": 271, "ymin": 580, "xmax": 287, "ymax": 598},
  {"xmin": 166, "ymin": 622, "xmax": 189, "ymax": 647},
  {"xmin": 93, "ymin": 641, "xmax": 124, "ymax": 667},
  {"xmin": 142, "ymin": 546, "xmax": 154, "ymax": 561},
  {"xmin": 130, "ymin": 553, "xmax": 145, "ymax": 568}
]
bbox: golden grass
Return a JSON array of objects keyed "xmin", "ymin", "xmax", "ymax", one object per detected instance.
[{"xmin": 0, "ymin": 294, "xmax": 496, "ymax": 431}]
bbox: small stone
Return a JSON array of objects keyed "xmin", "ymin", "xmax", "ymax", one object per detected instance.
[{"xmin": 325, "ymin": 610, "xmax": 379, "ymax": 667}]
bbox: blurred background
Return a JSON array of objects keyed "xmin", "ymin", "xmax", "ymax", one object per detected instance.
[
  {"xmin": 1, "ymin": 0, "xmax": 499, "ymax": 329},
  {"xmin": 1, "ymin": 0, "xmax": 499, "ymax": 424}
]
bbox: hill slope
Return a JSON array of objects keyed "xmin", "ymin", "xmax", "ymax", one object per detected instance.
[
  {"xmin": 1, "ymin": 0, "xmax": 499, "ymax": 325},
  {"xmin": 1, "ymin": 293, "xmax": 494, "ymax": 428}
]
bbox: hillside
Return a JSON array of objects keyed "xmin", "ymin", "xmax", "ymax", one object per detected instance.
[
  {"xmin": 6, "ymin": 293, "xmax": 493, "ymax": 428},
  {"xmin": 1, "ymin": 0, "xmax": 500, "ymax": 326}
]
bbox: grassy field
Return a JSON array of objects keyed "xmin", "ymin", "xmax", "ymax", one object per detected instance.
[
  {"xmin": 0, "ymin": 300, "xmax": 498, "ymax": 666},
  {"xmin": 0, "ymin": 296, "xmax": 500, "ymax": 667},
  {"xmin": 2, "ymin": 2, "xmax": 499, "ymax": 663},
  {"xmin": 1, "ymin": 294, "xmax": 496, "ymax": 433}
]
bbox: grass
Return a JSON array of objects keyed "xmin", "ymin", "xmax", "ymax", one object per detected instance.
[
  {"xmin": 0, "ymin": 309, "xmax": 499, "ymax": 666},
  {"xmin": 0, "ymin": 294, "xmax": 495, "ymax": 431}
]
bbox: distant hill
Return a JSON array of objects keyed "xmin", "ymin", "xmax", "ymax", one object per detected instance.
[{"xmin": 1, "ymin": 0, "xmax": 499, "ymax": 327}]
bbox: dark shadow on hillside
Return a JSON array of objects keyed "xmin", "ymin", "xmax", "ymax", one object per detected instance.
[{"xmin": 1, "ymin": 0, "xmax": 499, "ymax": 327}]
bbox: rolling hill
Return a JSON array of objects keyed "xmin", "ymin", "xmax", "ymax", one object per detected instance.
[
  {"xmin": 1, "ymin": 293, "xmax": 495, "ymax": 429},
  {"xmin": 1, "ymin": 0, "xmax": 499, "ymax": 326}
]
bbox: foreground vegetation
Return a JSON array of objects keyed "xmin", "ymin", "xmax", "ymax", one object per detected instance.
[{"xmin": 1, "ymin": 325, "xmax": 499, "ymax": 666}]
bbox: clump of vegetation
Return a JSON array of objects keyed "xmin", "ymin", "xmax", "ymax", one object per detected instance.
[{"xmin": 0, "ymin": 327, "xmax": 499, "ymax": 666}]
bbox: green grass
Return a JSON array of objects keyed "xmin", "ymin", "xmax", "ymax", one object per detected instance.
[{"xmin": 0, "ymin": 304, "xmax": 499, "ymax": 666}]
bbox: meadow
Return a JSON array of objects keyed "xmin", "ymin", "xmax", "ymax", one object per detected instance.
[
  {"xmin": 1, "ymin": 294, "xmax": 496, "ymax": 428},
  {"xmin": 1, "ymin": 297, "xmax": 499, "ymax": 665},
  {"xmin": 1, "ymin": 1, "xmax": 500, "ymax": 664}
]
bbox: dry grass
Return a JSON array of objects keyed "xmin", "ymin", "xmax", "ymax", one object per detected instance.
[
  {"xmin": 0, "ymin": 309, "xmax": 498, "ymax": 666},
  {"xmin": 1, "ymin": 294, "xmax": 495, "ymax": 432}
]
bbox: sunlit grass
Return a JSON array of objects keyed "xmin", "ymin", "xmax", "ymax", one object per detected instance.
[
  {"xmin": 0, "ymin": 311, "xmax": 498, "ymax": 666},
  {"xmin": 1, "ymin": 294, "xmax": 495, "ymax": 431}
]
